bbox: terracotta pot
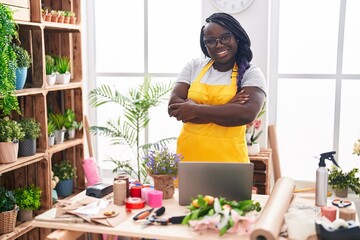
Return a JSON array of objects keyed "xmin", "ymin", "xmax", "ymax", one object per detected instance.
[
  {"xmin": 64, "ymin": 16, "xmax": 70, "ymax": 24},
  {"xmin": 0, "ymin": 141, "xmax": 19, "ymax": 164},
  {"xmin": 70, "ymin": 16, "xmax": 76, "ymax": 24},
  {"xmin": 151, "ymin": 174, "xmax": 175, "ymax": 199}
]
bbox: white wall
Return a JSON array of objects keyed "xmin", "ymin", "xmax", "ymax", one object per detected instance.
[{"xmin": 202, "ymin": 0, "xmax": 270, "ymax": 147}]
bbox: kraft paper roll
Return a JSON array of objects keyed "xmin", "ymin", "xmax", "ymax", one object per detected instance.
[
  {"xmin": 250, "ymin": 177, "xmax": 295, "ymax": 240},
  {"xmin": 113, "ymin": 180, "xmax": 127, "ymax": 206}
]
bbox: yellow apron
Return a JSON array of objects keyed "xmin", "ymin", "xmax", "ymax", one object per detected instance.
[{"xmin": 177, "ymin": 60, "xmax": 249, "ymax": 163}]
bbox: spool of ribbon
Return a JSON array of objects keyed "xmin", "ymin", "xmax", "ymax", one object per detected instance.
[
  {"xmin": 130, "ymin": 185, "xmax": 143, "ymax": 198},
  {"xmin": 321, "ymin": 206, "xmax": 337, "ymax": 222},
  {"xmin": 148, "ymin": 190, "xmax": 163, "ymax": 208},
  {"xmin": 124, "ymin": 197, "xmax": 145, "ymax": 209},
  {"xmin": 113, "ymin": 179, "xmax": 127, "ymax": 206},
  {"xmin": 141, "ymin": 187, "xmax": 154, "ymax": 204}
]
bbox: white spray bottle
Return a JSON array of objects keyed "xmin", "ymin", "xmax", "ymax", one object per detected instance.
[{"xmin": 315, "ymin": 151, "xmax": 339, "ymax": 206}]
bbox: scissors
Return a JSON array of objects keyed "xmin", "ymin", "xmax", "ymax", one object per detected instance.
[
  {"xmin": 332, "ymin": 198, "xmax": 352, "ymax": 208},
  {"xmin": 134, "ymin": 207, "xmax": 166, "ymax": 226}
]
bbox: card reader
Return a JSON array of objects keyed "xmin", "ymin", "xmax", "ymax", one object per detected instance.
[{"xmin": 86, "ymin": 182, "xmax": 113, "ymax": 198}]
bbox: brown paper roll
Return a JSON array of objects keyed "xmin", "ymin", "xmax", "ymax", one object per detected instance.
[
  {"xmin": 113, "ymin": 179, "xmax": 127, "ymax": 206},
  {"xmin": 250, "ymin": 177, "xmax": 295, "ymax": 240}
]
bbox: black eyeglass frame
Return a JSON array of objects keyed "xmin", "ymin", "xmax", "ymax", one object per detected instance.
[{"xmin": 203, "ymin": 32, "xmax": 233, "ymax": 49}]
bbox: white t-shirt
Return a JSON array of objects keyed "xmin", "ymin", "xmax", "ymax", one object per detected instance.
[{"xmin": 176, "ymin": 58, "xmax": 267, "ymax": 95}]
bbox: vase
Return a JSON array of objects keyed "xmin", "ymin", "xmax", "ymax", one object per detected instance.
[
  {"xmin": 15, "ymin": 67, "xmax": 27, "ymax": 90},
  {"xmin": 334, "ymin": 187, "xmax": 348, "ymax": 198},
  {"xmin": 18, "ymin": 139, "xmax": 36, "ymax": 157},
  {"xmin": 0, "ymin": 141, "xmax": 19, "ymax": 164},
  {"xmin": 55, "ymin": 179, "xmax": 74, "ymax": 197},
  {"xmin": 54, "ymin": 129, "xmax": 66, "ymax": 144},
  {"xmin": 17, "ymin": 209, "xmax": 33, "ymax": 222},
  {"xmin": 247, "ymin": 143, "xmax": 260, "ymax": 155},
  {"xmin": 151, "ymin": 174, "xmax": 175, "ymax": 199}
]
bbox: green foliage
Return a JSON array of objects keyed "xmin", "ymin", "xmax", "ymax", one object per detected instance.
[
  {"xmin": 53, "ymin": 160, "xmax": 77, "ymax": 180},
  {"xmin": 0, "ymin": 186, "xmax": 16, "ymax": 212},
  {"xmin": 55, "ymin": 56, "xmax": 70, "ymax": 74},
  {"xmin": 0, "ymin": 117, "xmax": 25, "ymax": 142},
  {"xmin": 89, "ymin": 77, "xmax": 174, "ymax": 182},
  {"xmin": 12, "ymin": 44, "xmax": 31, "ymax": 68},
  {"xmin": 47, "ymin": 120, "xmax": 56, "ymax": 135},
  {"xmin": 45, "ymin": 55, "xmax": 55, "ymax": 75},
  {"xmin": 14, "ymin": 185, "xmax": 41, "ymax": 210},
  {"xmin": 0, "ymin": 3, "xmax": 20, "ymax": 116},
  {"xmin": 19, "ymin": 117, "xmax": 41, "ymax": 139},
  {"xmin": 48, "ymin": 112, "xmax": 65, "ymax": 130},
  {"xmin": 328, "ymin": 166, "xmax": 360, "ymax": 195}
]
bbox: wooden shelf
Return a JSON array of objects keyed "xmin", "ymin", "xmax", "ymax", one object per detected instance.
[
  {"xmin": 48, "ymin": 138, "xmax": 84, "ymax": 155},
  {"xmin": 46, "ymin": 82, "xmax": 83, "ymax": 92},
  {"xmin": 0, "ymin": 153, "xmax": 46, "ymax": 174},
  {"xmin": 0, "ymin": 222, "xmax": 34, "ymax": 240}
]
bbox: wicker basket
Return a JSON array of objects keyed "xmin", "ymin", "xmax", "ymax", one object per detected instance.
[{"xmin": 0, "ymin": 206, "xmax": 19, "ymax": 234}]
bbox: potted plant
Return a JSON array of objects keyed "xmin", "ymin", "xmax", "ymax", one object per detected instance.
[
  {"xmin": 0, "ymin": 3, "xmax": 21, "ymax": 116},
  {"xmin": 13, "ymin": 44, "xmax": 31, "ymax": 90},
  {"xmin": 55, "ymin": 56, "xmax": 71, "ymax": 84},
  {"xmin": 69, "ymin": 11, "xmax": 76, "ymax": 24},
  {"xmin": 64, "ymin": 108, "xmax": 82, "ymax": 139},
  {"xmin": 45, "ymin": 55, "xmax": 56, "ymax": 86},
  {"xmin": 57, "ymin": 10, "xmax": 65, "ymax": 23},
  {"xmin": 63, "ymin": 11, "xmax": 71, "ymax": 24},
  {"xmin": 53, "ymin": 160, "xmax": 77, "ymax": 197},
  {"xmin": 48, "ymin": 112, "xmax": 66, "ymax": 144},
  {"xmin": 0, "ymin": 117, "xmax": 25, "ymax": 164},
  {"xmin": 14, "ymin": 185, "xmax": 41, "ymax": 221},
  {"xmin": 143, "ymin": 144, "xmax": 183, "ymax": 199},
  {"xmin": 246, "ymin": 102, "xmax": 266, "ymax": 155},
  {"xmin": 0, "ymin": 187, "xmax": 18, "ymax": 234},
  {"xmin": 48, "ymin": 120, "xmax": 56, "ymax": 147},
  {"xmin": 18, "ymin": 118, "xmax": 41, "ymax": 157},
  {"xmin": 89, "ymin": 77, "xmax": 174, "ymax": 183},
  {"xmin": 50, "ymin": 10, "xmax": 58, "ymax": 22},
  {"xmin": 328, "ymin": 167, "xmax": 360, "ymax": 197}
]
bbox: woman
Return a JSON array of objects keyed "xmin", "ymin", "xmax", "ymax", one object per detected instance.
[{"xmin": 168, "ymin": 12, "xmax": 266, "ymax": 163}]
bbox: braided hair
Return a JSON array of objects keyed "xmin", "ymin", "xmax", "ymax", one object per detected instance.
[{"xmin": 200, "ymin": 12, "xmax": 252, "ymax": 91}]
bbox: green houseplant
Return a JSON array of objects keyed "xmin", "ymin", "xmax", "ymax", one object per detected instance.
[
  {"xmin": 55, "ymin": 56, "xmax": 71, "ymax": 84},
  {"xmin": 45, "ymin": 55, "xmax": 56, "ymax": 86},
  {"xmin": 0, "ymin": 3, "xmax": 20, "ymax": 116},
  {"xmin": 64, "ymin": 108, "xmax": 82, "ymax": 139},
  {"xmin": 48, "ymin": 112, "xmax": 66, "ymax": 144},
  {"xmin": 18, "ymin": 118, "xmax": 41, "ymax": 157},
  {"xmin": 0, "ymin": 117, "xmax": 25, "ymax": 163},
  {"xmin": 328, "ymin": 166, "xmax": 360, "ymax": 197},
  {"xmin": 14, "ymin": 184, "xmax": 41, "ymax": 221},
  {"xmin": 13, "ymin": 44, "xmax": 31, "ymax": 90},
  {"xmin": 53, "ymin": 160, "xmax": 77, "ymax": 197},
  {"xmin": 0, "ymin": 186, "xmax": 18, "ymax": 234},
  {"xmin": 48, "ymin": 120, "xmax": 56, "ymax": 146},
  {"xmin": 89, "ymin": 77, "xmax": 174, "ymax": 183}
]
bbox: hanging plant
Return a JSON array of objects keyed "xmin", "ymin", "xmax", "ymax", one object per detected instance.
[{"xmin": 0, "ymin": 3, "xmax": 20, "ymax": 116}]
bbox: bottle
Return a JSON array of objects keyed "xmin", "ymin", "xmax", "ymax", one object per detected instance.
[{"xmin": 315, "ymin": 151, "xmax": 340, "ymax": 206}]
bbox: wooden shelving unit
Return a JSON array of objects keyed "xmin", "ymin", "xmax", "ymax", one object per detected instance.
[
  {"xmin": 0, "ymin": 0, "xmax": 84, "ymax": 239},
  {"xmin": 249, "ymin": 148, "xmax": 272, "ymax": 195}
]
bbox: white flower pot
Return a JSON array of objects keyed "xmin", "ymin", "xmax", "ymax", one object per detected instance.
[
  {"xmin": 247, "ymin": 143, "xmax": 260, "ymax": 155},
  {"xmin": 54, "ymin": 130, "xmax": 66, "ymax": 144},
  {"xmin": 56, "ymin": 72, "xmax": 71, "ymax": 84},
  {"xmin": 46, "ymin": 73, "xmax": 56, "ymax": 86}
]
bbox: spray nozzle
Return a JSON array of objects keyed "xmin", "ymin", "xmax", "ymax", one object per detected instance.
[{"xmin": 317, "ymin": 151, "xmax": 340, "ymax": 168}]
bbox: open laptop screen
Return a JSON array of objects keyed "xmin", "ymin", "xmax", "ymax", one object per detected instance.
[{"xmin": 178, "ymin": 162, "xmax": 254, "ymax": 206}]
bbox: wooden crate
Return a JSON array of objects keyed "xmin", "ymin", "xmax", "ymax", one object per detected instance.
[
  {"xmin": 0, "ymin": 0, "xmax": 30, "ymax": 21},
  {"xmin": 249, "ymin": 148, "xmax": 272, "ymax": 194}
]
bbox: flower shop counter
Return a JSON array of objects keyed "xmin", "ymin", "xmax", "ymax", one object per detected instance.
[{"xmin": 31, "ymin": 177, "xmax": 358, "ymax": 240}]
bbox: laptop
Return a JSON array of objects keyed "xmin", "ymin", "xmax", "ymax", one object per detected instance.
[{"xmin": 178, "ymin": 162, "xmax": 254, "ymax": 206}]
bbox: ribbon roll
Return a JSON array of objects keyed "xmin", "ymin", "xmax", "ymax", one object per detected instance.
[{"xmin": 125, "ymin": 197, "xmax": 145, "ymax": 209}]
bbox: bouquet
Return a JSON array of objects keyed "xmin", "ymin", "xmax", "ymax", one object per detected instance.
[{"xmin": 182, "ymin": 195, "xmax": 261, "ymax": 236}]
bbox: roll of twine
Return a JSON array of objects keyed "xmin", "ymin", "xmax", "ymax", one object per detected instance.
[
  {"xmin": 113, "ymin": 180, "xmax": 127, "ymax": 206},
  {"xmin": 115, "ymin": 175, "xmax": 129, "ymax": 198}
]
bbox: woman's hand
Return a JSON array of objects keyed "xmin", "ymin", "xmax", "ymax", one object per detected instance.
[
  {"xmin": 169, "ymin": 99, "xmax": 198, "ymax": 122},
  {"xmin": 229, "ymin": 89, "xmax": 249, "ymax": 104}
]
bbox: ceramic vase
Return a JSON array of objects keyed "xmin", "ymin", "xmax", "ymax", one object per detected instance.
[
  {"xmin": 56, "ymin": 179, "xmax": 74, "ymax": 197},
  {"xmin": 247, "ymin": 143, "xmax": 260, "ymax": 155},
  {"xmin": 151, "ymin": 174, "xmax": 175, "ymax": 199},
  {"xmin": 0, "ymin": 141, "xmax": 19, "ymax": 164}
]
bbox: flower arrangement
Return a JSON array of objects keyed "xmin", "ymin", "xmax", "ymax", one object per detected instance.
[
  {"xmin": 246, "ymin": 102, "xmax": 266, "ymax": 145},
  {"xmin": 182, "ymin": 194, "xmax": 261, "ymax": 236},
  {"xmin": 144, "ymin": 145, "xmax": 183, "ymax": 176}
]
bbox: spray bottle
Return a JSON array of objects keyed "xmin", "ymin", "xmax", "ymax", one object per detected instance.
[{"xmin": 315, "ymin": 151, "xmax": 340, "ymax": 206}]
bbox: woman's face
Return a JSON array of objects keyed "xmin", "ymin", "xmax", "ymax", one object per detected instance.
[{"xmin": 203, "ymin": 22, "xmax": 238, "ymax": 68}]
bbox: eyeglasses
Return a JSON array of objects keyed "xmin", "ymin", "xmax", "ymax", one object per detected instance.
[{"xmin": 203, "ymin": 32, "xmax": 233, "ymax": 49}]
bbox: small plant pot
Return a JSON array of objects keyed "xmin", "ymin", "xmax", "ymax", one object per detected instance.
[
  {"xmin": 66, "ymin": 129, "xmax": 75, "ymax": 140},
  {"xmin": 46, "ymin": 73, "xmax": 56, "ymax": 86},
  {"xmin": 17, "ymin": 209, "xmax": 33, "ymax": 222},
  {"xmin": 48, "ymin": 133, "xmax": 55, "ymax": 147},
  {"xmin": 54, "ymin": 130, "xmax": 66, "ymax": 144},
  {"xmin": 18, "ymin": 139, "xmax": 36, "ymax": 157},
  {"xmin": 247, "ymin": 142, "xmax": 260, "ymax": 155},
  {"xmin": 44, "ymin": 14, "xmax": 52, "ymax": 21},
  {"xmin": 15, "ymin": 67, "xmax": 28, "ymax": 90},
  {"xmin": 0, "ymin": 141, "xmax": 19, "ymax": 164},
  {"xmin": 70, "ymin": 16, "xmax": 76, "ymax": 24},
  {"xmin": 56, "ymin": 179, "xmax": 74, "ymax": 197},
  {"xmin": 56, "ymin": 72, "xmax": 71, "ymax": 84},
  {"xmin": 335, "ymin": 187, "xmax": 348, "ymax": 198}
]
